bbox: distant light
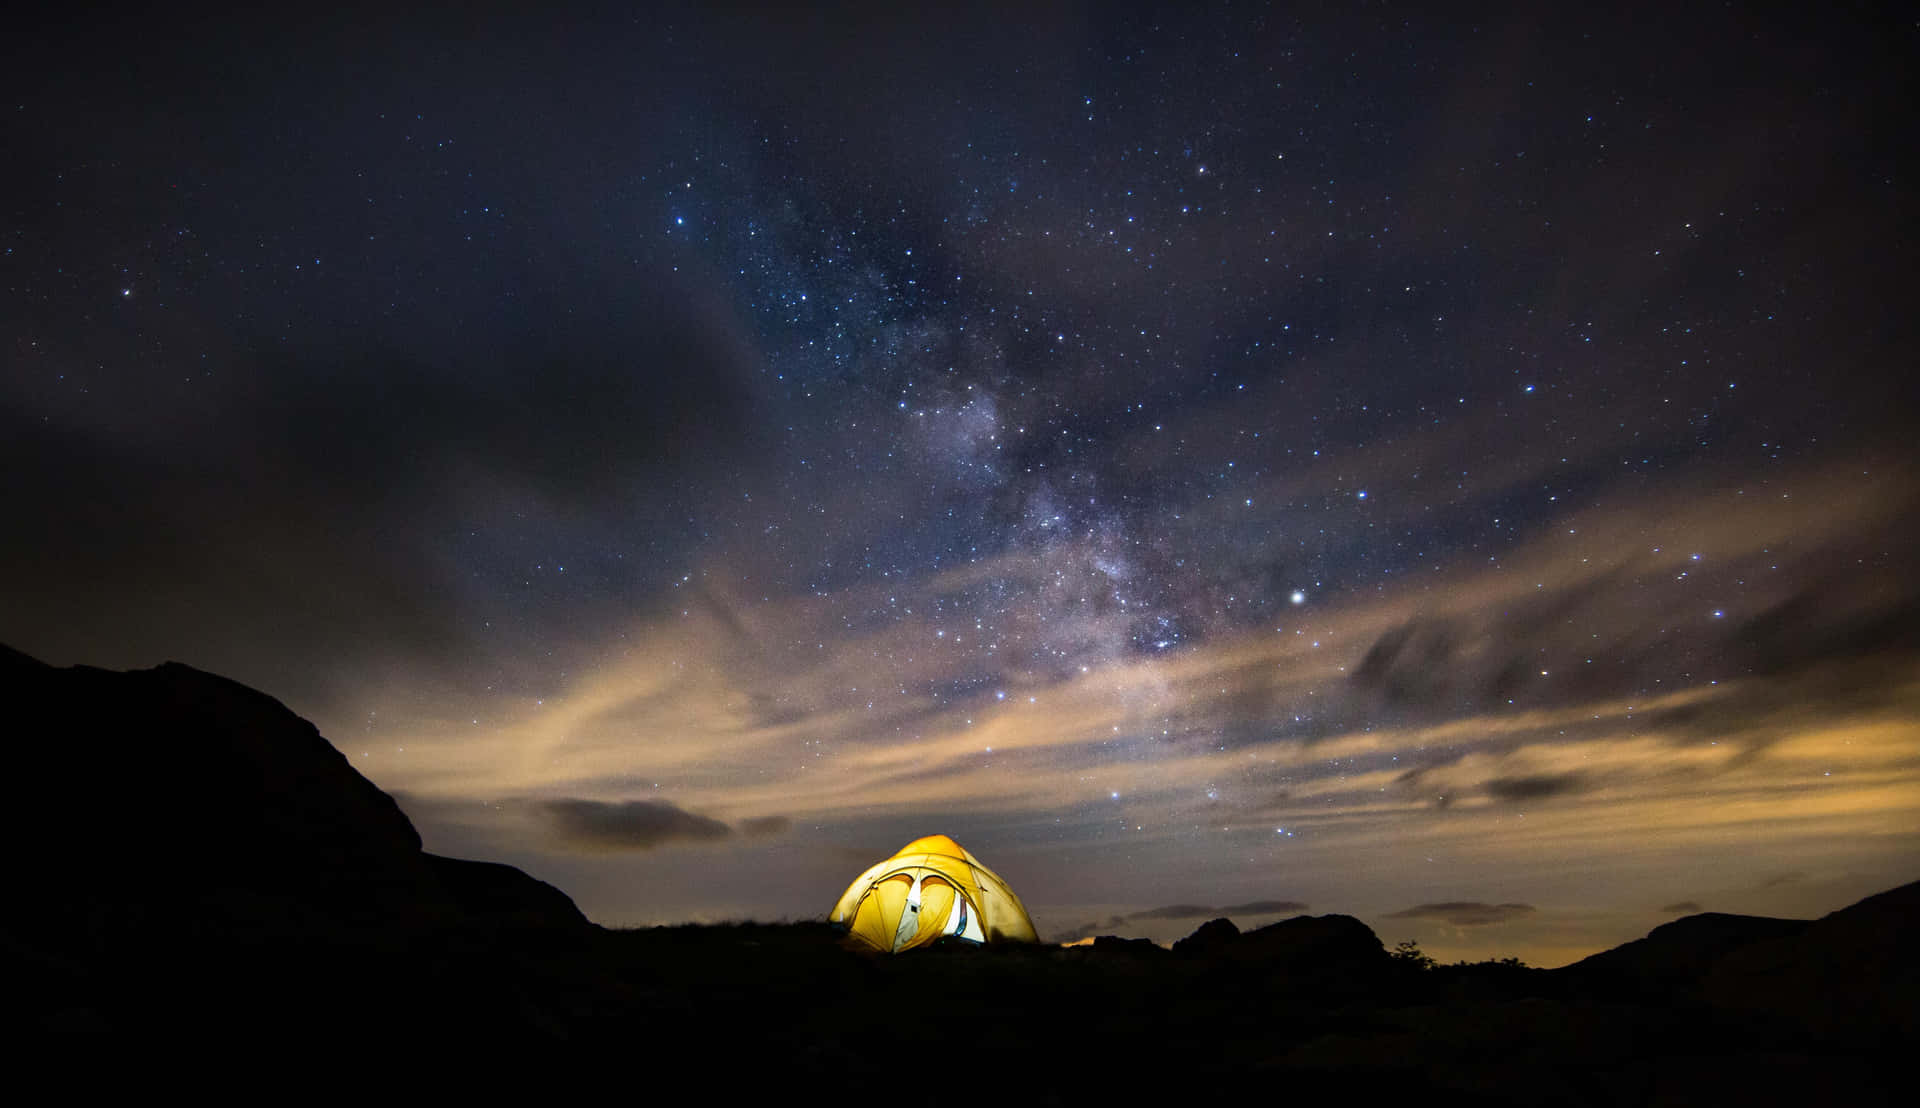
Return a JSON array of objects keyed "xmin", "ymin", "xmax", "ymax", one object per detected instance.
[
  {"xmin": 1111, "ymin": 791, "xmax": 1120, "ymax": 800},
  {"xmin": 1357, "ymin": 490, "xmax": 1368, "ymax": 500},
  {"xmin": 1290, "ymin": 590, "xmax": 1306, "ymax": 605},
  {"xmin": 1712, "ymin": 609, "xmax": 1725, "ymax": 619}
]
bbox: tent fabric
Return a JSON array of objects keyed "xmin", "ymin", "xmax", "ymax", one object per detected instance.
[{"xmin": 830, "ymin": 834, "xmax": 1039, "ymax": 952}]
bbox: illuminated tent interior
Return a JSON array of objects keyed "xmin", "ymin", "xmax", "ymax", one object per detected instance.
[{"xmin": 829, "ymin": 834, "xmax": 1040, "ymax": 952}]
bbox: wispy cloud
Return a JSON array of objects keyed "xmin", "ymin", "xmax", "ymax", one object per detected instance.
[
  {"xmin": 353, "ymin": 450, "xmax": 1920, "ymax": 956},
  {"xmin": 1127, "ymin": 900, "xmax": 1309, "ymax": 921},
  {"xmin": 1386, "ymin": 902, "xmax": 1538, "ymax": 927},
  {"xmin": 543, "ymin": 799, "xmax": 734, "ymax": 851}
]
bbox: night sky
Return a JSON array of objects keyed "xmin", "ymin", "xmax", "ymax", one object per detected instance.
[{"xmin": 6, "ymin": 5, "xmax": 1914, "ymax": 964}]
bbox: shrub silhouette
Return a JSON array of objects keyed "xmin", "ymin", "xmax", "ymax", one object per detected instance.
[{"xmin": 1389, "ymin": 939, "xmax": 1436, "ymax": 971}]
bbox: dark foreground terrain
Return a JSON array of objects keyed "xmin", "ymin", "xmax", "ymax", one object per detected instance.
[{"xmin": 2, "ymin": 647, "xmax": 1907, "ymax": 1102}]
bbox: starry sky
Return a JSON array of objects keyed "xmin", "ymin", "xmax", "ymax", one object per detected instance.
[{"xmin": 5, "ymin": 5, "xmax": 1915, "ymax": 965}]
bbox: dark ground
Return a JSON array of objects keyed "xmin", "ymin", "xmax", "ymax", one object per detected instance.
[{"xmin": 3, "ymin": 646, "xmax": 1907, "ymax": 1102}]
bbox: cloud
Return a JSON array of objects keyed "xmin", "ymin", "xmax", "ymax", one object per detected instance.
[
  {"xmin": 326, "ymin": 448, "xmax": 1920, "ymax": 944},
  {"xmin": 1484, "ymin": 773, "xmax": 1586, "ymax": 802},
  {"xmin": 1048, "ymin": 899, "xmax": 1312, "ymax": 942},
  {"xmin": 542, "ymin": 799, "xmax": 734, "ymax": 851},
  {"xmin": 1385, "ymin": 902, "xmax": 1538, "ymax": 926},
  {"xmin": 1051, "ymin": 921, "xmax": 1107, "ymax": 944},
  {"xmin": 1053, "ymin": 901, "xmax": 1312, "ymax": 938},
  {"xmin": 1126, "ymin": 904, "xmax": 1219, "ymax": 921},
  {"xmin": 1219, "ymin": 900, "xmax": 1312, "ymax": 917},
  {"xmin": 0, "ymin": 307, "xmax": 767, "ymax": 713},
  {"xmin": 738, "ymin": 816, "xmax": 793, "ymax": 838},
  {"xmin": 1128, "ymin": 900, "xmax": 1310, "ymax": 921},
  {"xmin": 1736, "ymin": 590, "xmax": 1920, "ymax": 679},
  {"xmin": 1661, "ymin": 901, "xmax": 1703, "ymax": 914}
]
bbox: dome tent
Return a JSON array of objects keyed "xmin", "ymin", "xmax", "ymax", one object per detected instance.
[{"xmin": 829, "ymin": 834, "xmax": 1039, "ymax": 952}]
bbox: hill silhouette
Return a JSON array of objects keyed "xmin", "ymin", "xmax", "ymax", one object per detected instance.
[{"xmin": 1, "ymin": 647, "xmax": 1905, "ymax": 1101}]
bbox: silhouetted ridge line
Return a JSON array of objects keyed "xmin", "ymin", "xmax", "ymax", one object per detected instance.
[
  {"xmin": 0, "ymin": 643, "xmax": 1907, "ymax": 1096},
  {"xmin": 0, "ymin": 644, "xmax": 587, "ymax": 944}
]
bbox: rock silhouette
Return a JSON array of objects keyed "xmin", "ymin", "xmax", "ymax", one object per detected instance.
[
  {"xmin": 1563, "ymin": 911, "xmax": 1809, "ymax": 998},
  {"xmin": 0, "ymin": 646, "xmax": 1905, "ymax": 1102},
  {"xmin": 0, "ymin": 644, "xmax": 582, "ymax": 945},
  {"xmin": 1170, "ymin": 915, "xmax": 1239, "ymax": 955},
  {"xmin": 1704, "ymin": 879, "xmax": 1920, "ymax": 1045}
]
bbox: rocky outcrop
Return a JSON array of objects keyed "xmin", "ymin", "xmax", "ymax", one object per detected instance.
[
  {"xmin": 1705, "ymin": 879, "xmax": 1920, "ymax": 1044},
  {"xmin": 1171, "ymin": 916, "xmax": 1240, "ymax": 955},
  {"xmin": 0, "ymin": 645, "xmax": 588, "ymax": 951},
  {"xmin": 1238, "ymin": 912, "xmax": 1386, "ymax": 968},
  {"xmin": 1559, "ymin": 911, "xmax": 1808, "ymax": 997}
]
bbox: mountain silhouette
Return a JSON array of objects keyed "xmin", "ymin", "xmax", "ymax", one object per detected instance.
[
  {"xmin": 0, "ymin": 645, "xmax": 1905, "ymax": 1101},
  {"xmin": 1562, "ymin": 911, "xmax": 1809, "ymax": 998},
  {"xmin": 1705, "ymin": 879, "xmax": 1920, "ymax": 1044},
  {"xmin": 0, "ymin": 645, "xmax": 584, "ymax": 946}
]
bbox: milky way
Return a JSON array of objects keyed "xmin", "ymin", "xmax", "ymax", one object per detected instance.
[{"xmin": 4, "ymin": 6, "xmax": 1913, "ymax": 963}]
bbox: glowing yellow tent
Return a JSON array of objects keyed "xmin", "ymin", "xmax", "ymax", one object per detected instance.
[{"xmin": 829, "ymin": 834, "xmax": 1039, "ymax": 952}]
